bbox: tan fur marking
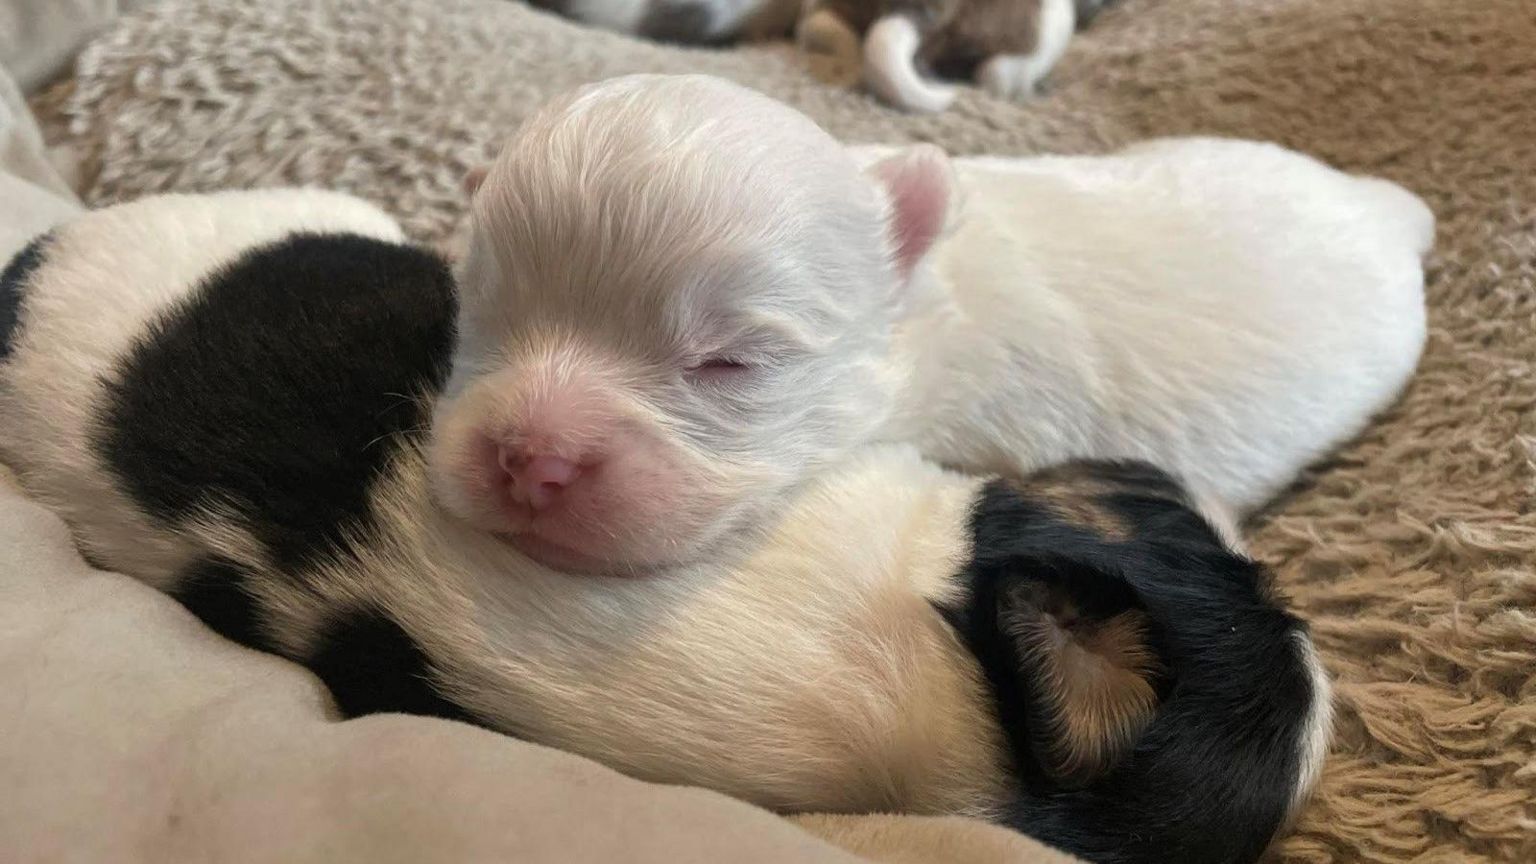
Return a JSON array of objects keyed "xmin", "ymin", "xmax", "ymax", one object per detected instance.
[
  {"xmin": 1009, "ymin": 462, "xmax": 1205, "ymax": 544},
  {"xmin": 1024, "ymin": 475, "xmax": 1132, "ymax": 542},
  {"xmin": 1005, "ymin": 595, "xmax": 1160, "ymax": 785},
  {"xmin": 1047, "ymin": 495, "xmax": 1131, "ymax": 543}
]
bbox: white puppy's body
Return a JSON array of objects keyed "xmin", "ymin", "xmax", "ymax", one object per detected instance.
[
  {"xmin": 445, "ymin": 76, "xmax": 1430, "ymax": 574},
  {"xmin": 856, "ymin": 138, "xmax": 1432, "ymax": 513}
]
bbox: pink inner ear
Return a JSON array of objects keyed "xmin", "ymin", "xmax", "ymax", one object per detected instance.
[
  {"xmin": 464, "ymin": 165, "xmax": 490, "ymax": 196},
  {"xmin": 872, "ymin": 146, "xmax": 951, "ymax": 277}
]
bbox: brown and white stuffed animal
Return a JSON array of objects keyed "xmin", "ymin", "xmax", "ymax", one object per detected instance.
[
  {"xmin": 521, "ymin": 0, "xmax": 1112, "ymax": 111},
  {"xmin": 799, "ymin": 0, "xmax": 1110, "ymax": 111}
]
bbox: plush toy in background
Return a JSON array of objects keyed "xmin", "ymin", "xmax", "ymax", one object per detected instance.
[
  {"xmin": 799, "ymin": 0, "xmax": 1109, "ymax": 111},
  {"xmin": 0, "ymin": 189, "xmax": 1330, "ymax": 864},
  {"xmin": 519, "ymin": 0, "xmax": 1112, "ymax": 111},
  {"xmin": 449, "ymin": 74, "xmax": 1431, "ymax": 578},
  {"xmin": 523, "ymin": 0, "xmax": 801, "ymax": 46}
]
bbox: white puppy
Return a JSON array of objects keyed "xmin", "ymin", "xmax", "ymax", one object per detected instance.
[{"xmin": 440, "ymin": 74, "xmax": 1431, "ymax": 575}]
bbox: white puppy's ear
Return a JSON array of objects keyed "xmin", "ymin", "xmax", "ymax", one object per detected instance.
[
  {"xmin": 463, "ymin": 165, "xmax": 490, "ymax": 196},
  {"xmin": 867, "ymin": 145, "xmax": 953, "ymax": 278}
]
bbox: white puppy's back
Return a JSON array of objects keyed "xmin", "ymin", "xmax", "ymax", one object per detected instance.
[
  {"xmin": 443, "ymin": 75, "xmax": 1427, "ymax": 568},
  {"xmin": 888, "ymin": 138, "xmax": 1430, "ymax": 513}
]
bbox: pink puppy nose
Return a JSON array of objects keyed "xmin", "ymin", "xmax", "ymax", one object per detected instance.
[{"xmin": 499, "ymin": 448, "xmax": 582, "ymax": 511}]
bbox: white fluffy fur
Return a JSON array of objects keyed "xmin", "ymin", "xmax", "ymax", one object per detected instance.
[
  {"xmin": 451, "ymin": 75, "xmax": 1430, "ymax": 574},
  {"xmin": 860, "ymin": 135, "xmax": 1432, "ymax": 515},
  {"xmin": 0, "ymin": 189, "xmax": 405, "ymax": 586},
  {"xmin": 437, "ymin": 75, "xmax": 906, "ymax": 573},
  {"xmin": 863, "ymin": 15, "xmax": 960, "ymax": 113},
  {"xmin": 1290, "ymin": 631, "xmax": 1336, "ymax": 824}
]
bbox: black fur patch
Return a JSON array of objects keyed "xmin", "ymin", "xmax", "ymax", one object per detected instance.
[
  {"xmin": 170, "ymin": 558, "xmax": 273, "ymax": 652},
  {"xmin": 307, "ymin": 607, "xmax": 479, "ymax": 724},
  {"xmin": 93, "ymin": 232, "xmax": 456, "ymax": 572},
  {"xmin": 639, "ymin": 3, "xmax": 717, "ymax": 44},
  {"xmin": 0, "ymin": 232, "xmax": 51, "ymax": 361},
  {"xmin": 522, "ymin": 0, "xmax": 573, "ymax": 15},
  {"xmin": 943, "ymin": 461, "xmax": 1316, "ymax": 864}
]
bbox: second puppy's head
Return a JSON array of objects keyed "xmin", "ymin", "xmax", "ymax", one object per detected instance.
[{"xmin": 432, "ymin": 75, "xmax": 953, "ymax": 575}]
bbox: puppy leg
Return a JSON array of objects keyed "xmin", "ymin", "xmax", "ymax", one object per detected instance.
[
  {"xmin": 798, "ymin": 8, "xmax": 860, "ymax": 59},
  {"xmin": 797, "ymin": 9, "xmax": 863, "ymax": 86},
  {"xmin": 975, "ymin": 0, "xmax": 1075, "ymax": 99},
  {"xmin": 865, "ymin": 15, "xmax": 958, "ymax": 113}
]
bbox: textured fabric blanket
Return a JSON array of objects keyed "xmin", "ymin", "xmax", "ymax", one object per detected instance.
[{"xmin": 28, "ymin": 0, "xmax": 1536, "ymax": 861}]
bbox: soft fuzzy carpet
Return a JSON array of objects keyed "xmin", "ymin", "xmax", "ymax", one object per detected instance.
[{"xmin": 35, "ymin": 0, "xmax": 1536, "ymax": 860}]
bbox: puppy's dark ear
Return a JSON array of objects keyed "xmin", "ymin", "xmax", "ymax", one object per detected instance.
[
  {"xmin": 463, "ymin": 165, "xmax": 490, "ymax": 196},
  {"xmin": 951, "ymin": 462, "xmax": 1218, "ymax": 789},
  {"xmin": 999, "ymin": 574, "xmax": 1159, "ymax": 788}
]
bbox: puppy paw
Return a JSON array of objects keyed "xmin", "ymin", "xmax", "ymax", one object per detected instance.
[
  {"xmin": 797, "ymin": 10, "xmax": 863, "ymax": 87},
  {"xmin": 797, "ymin": 9, "xmax": 859, "ymax": 59},
  {"xmin": 865, "ymin": 15, "xmax": 959, "ymax": 113}
]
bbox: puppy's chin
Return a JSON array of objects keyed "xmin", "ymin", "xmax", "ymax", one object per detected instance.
[
  {"xmin": 499, "ymin": 532, "xmax": 657, "ymax": 578},
  {"xmin": 497, "ymin": 513, "xmax": 756, "ymax": 578},
  {"xmin": 474, "ymin": 498, "xmax": 747, "ymax": 578},
  {"xmin": 426, "ymin": 435, "xmax": 760, "ymax": 577}
]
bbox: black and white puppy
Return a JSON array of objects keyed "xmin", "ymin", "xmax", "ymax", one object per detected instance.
[{"xmin": 0, "ymin": 190, "xmax": 1331, "ymax": 864}]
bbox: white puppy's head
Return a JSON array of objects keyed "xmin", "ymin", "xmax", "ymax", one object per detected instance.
[{"xmin": 431, "ymin": 74, "xmax": 952, "ymax": 575}]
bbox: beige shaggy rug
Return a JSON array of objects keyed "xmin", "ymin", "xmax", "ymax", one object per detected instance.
[{"xmin": 34, "ymin": 0, "xmax": 1536, "ymax": 860}]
